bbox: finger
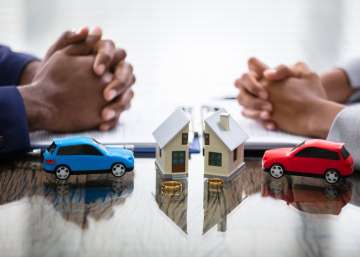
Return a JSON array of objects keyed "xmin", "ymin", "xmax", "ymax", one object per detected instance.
[
  {"xmin": 263, "ymin": 64, "xmax": 299, "ymax": 81},
  {"xmin": 260, "ymin": 120, "xmax": 277, "ymax": 130},
  {"xmin": 99, "ymin": 117, "xmax": 119, "ymax": 131},
  {"xmin": 248, "ymin": 57, "xmax": 269, "ymax": 79},
  {"xmin": 236, "ymin": 89, "xmax": 272, "ymax": 111},
  {"xmin": 93, "ymin": 40, "xmax": 116, "ymax": 76},
  {"xmin": 103, "ymin": 63, "xmax": 134, "ymax": 101},
  {"xmin": 63, "ymin": 27, "xmax": 102, "ymax": 55},
  {"xmin": 45, "ymin": 27, "xmax": 89, "ymax": 60},
  {"xmin": 242, "ymin": 108, "xmax": 272, "ymax": 121},
  {"xmin": 235, "ymin": 73, "xmax": 268, "ymax": 99},
  {"xmin": 292, "ymin": 62, "xmax": 314, "ymax": 77},
  {"xmin": 109, "ymin": 48, "xmax": 127, "ymax": 70},
  {"xmin": 102, "ymin": 89, "xmax": 134, "ymax": 121}
]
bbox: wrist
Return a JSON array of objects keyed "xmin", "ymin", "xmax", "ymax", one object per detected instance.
[
  {"xmin": 320, "ymin": 68, "xmax": 354, "ymax": 103},
  {"xmin": 19, "ymin": 60, "xmax": 42, "ymax": 85},
  {"xmin": 307, "ymin": 99, "xmax": 343, "ymax": 138},
  {"xmin": 18, "ymin": 83, "xmax": 51, "ymax": 131}
]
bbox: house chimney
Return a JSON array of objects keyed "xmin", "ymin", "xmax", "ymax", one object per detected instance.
[{"xmin": 219, "ymin": 112, "xmax": 230, "ymax": 130}]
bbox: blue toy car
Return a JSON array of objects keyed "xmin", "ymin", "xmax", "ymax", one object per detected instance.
[{"xmin": 42, "ymin": 137, "xmax": 135, "ymax": 180}]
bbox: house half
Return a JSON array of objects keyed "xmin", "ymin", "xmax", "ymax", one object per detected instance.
[
  {"xmin": 203, "ymin": 111, "xmax": 248, "ymax": 177},
  {"xmin": 153, "ymin": 108, "xmax": 191, "ymax": 175}
]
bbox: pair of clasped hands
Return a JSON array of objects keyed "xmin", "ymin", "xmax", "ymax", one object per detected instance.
[
  {"xmin": 234, "ymin": 58, "xmax": 353, "ymax": 138},
  {"xmin": 19, "ymin": 27, "xmax": 135, "ymax": 133}
]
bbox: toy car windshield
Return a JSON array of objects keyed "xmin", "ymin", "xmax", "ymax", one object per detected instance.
[{"xmin": 291, "ymin": 141, "xmax": 305, "ymax": 152}]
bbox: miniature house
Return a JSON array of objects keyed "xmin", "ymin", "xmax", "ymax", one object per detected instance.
[
  {"xmin": 203, "ymin": 111, "xmax": 248, "ymax": 177},
  {"xmin": 153, "ymin": 108, "xmax": 191, "ymax": 175}
]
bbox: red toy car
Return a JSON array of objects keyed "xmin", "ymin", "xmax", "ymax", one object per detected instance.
[{"xmin": 262, "ymin": 140, "xmax": 354, "ymax": 184}]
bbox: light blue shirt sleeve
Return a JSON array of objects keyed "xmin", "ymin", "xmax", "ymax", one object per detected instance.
[{"xmin": 339, "ymin": 58, "xmax": 360, "ymax": 89}]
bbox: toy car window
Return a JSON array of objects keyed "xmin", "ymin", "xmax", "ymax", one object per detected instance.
[
  {"xmin": 57, "ymin": 145, "xmax": 102, "ymax": 156},
  {"xmin": 81, "ymin": 145, "xmax": 103, "ymax": 155},
  {"xmin": 341, "ymin": 146, "xmax": 350, "ymax": 159},
  {"xmin": 58, "ymin": 145, "xmax": 83, "ymax": 155},
  {"xmin": 295, "ymin": 147, "xmax": 340, "ymax": 160}
]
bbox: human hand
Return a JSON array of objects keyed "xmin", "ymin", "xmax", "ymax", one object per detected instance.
[
  {"xmin": 19, "ymin": 40, "xmax": 110, "ymax": 132},
  {"xmin": 264, "ymin": 63, "xmax": 343, "ymax": 138},
  {"xmin": 20, "ymin": 27, "xmax": 136, "ymax": 131}
]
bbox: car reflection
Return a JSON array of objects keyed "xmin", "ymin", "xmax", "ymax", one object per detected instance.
[
  {"xmin": 155, "ymin": 168, "xmax": 188, "ymax": 234},
  {"xmin": 42, "ymin": 172, "xmax": 134, "ymax": 229},
  {"xmin": 0, "ymin": 156, "xmax": 134, "ymax": 229},
  {"xmin": 203, "ymin": 160, "xmax": 263, "ymax": 234},
  {"xmin": 261, "ymin": 175, "xmax": 352, "ymax": 215}
]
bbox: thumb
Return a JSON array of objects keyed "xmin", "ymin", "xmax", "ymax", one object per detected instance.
[
  {"xmin": 248, "ymin": 57, "xmax": 269, "ymax": 79},
  {"xmin": 263, "ymin": 64, "xmax": 299, "ymax": 81},
  {"xmin": 44, "ymin": 27, "xmax": 89, "ymax": 60},
  {"xmin": 63, "ymin": 27, "xmax": 103, "ymax": 56}
]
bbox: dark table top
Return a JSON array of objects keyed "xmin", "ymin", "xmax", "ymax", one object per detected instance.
[{"xmin": 1, "ymin": 154, "xmax": 360, "ymax": 257}]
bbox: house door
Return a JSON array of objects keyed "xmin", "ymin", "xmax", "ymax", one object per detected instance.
[{"xmin": 172, "ymin": 151, "xmax": 186, "ymax": 172}]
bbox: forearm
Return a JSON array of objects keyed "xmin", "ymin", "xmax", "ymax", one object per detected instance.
[
  {"xmin": 320, "ymin": 68, "xmax": 354, "ymax": 103},
  {"xmin": 0, "ymin": 86, "xmax": 31, "ymax": 154}
]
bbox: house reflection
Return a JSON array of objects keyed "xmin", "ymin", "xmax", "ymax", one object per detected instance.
[
  {"xmin": 155, "ymin": 168, "xmax": 188, "ymax": 234},
  {"xmin": 203, "ymin": 160, "xmax": 263, "ymax": 234},
  {"xmin": 261, "ymin": 175, "xmax": 352, "ymax": 215},
  {"xmin": 0, "ymin": 156, "xmax": 134, "ymax": 229}
]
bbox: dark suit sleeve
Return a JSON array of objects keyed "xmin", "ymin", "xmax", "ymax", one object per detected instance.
[{"xmin": 0, "ymin": 45, "xmax": 38, "ymax": 154}]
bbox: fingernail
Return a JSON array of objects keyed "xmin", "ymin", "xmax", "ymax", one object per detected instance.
[
  {"xmin": 100, "ymin": 124, "xmax": 111, "ymax": 131},
  {"xmin": 266, "ymin": 123, "xmax": 275, "ymax": 130},
  {"xmin": 90, "ymin": 27, "xmax": 102, "ymax": 36},
  {"xmin": 259, "ymin": 91, "xmax": 268, "ymax": 99},
  {"xmin": 96, "ymin": 64, "xmax": 105, "ymax": 75},
  {"xmin": 106, "ymin": 90, "xmax": 117, "ymax": 101},
  {"xmin": 260, "ymin": 111, "xmax": 270, "ymax": 120},
  {"xmin": 104, "ymin": 109, "xmax": 116, "ymax": 121},
  {"xmin": 102, "ymin": 72, "xmax": 113, "ymax": 83}
]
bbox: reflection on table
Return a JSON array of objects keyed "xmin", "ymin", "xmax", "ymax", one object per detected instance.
[
  {"xmin": 155, "ymin": 168, "xmax": 188, "ymax": 234},
  {"xmin": 0, "ymin": 156, "xmax": 134, "ymax": 229},
  {"xmin": 261, "ymin": 175, "xmax": 352, "ymax": 215},
  {"xmin": 203, "ymin": 160, "xmax": 263, "ymax": 233}
]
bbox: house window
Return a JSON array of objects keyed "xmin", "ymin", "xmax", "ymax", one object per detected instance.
[
  {"xmin": 233, "ymin": 148, "xmax": 237, "ymax": 161},
  {"xmin": 182, "ymin": 133, "xmax": 188, "ymax": 145},
  {"xmin": 204, "ymin": 133, "xmax": 210, "ymax": 145},
  {"xmin": 159, "ymin": 148, "xmax": 162, "ymax": 157},
  {"xmin": 209, "ymin": 152, "xmax": 222, "ymax": 167}
]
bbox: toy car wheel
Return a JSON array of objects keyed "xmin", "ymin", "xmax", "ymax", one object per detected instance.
[
  {"xmin": 324, "ymin": 169, "xmax": 340, "ymax": 184},
  {"xmin": 55, "ymin": 165, "xmax": 71, "ymax": 180},
  {"xmin": 269, "ymin": 164, "xmax": 284, "ymax": 179},
  {"xmin": 111, "ymin": 163, "xmax": 126, "ymax": 177}
]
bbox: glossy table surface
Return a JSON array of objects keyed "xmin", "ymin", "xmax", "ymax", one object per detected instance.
[{"xmin": 1, "ymin": 154, "xmax": 360, "ymax": 257}]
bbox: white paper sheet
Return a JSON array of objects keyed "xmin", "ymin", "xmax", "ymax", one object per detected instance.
[{"xmin": 30, "ymin": 98, "xmax": 309, "ymax": 149}]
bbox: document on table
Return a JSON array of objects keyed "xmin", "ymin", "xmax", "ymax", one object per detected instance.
[{"xmin": 30, "ymin": 98, "xmax": 309, "ymax": 150}]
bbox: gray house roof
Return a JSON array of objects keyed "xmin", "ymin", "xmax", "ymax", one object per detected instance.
[
  {"xmin": 153, "ymin": 108, "xmax": 190, "ymax": 148},
  {"xmin": 204, "ymin": 110, "xmax": 248, "ymax": 151}
]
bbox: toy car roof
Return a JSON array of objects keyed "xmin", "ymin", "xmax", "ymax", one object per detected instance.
[
  {"xmin": 304, "ymin": 139, "xmax": 344, "ymax": 150},
  {"xmin": 53, "ymin": 136, "xmax": 96, "ymax": 147}
]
